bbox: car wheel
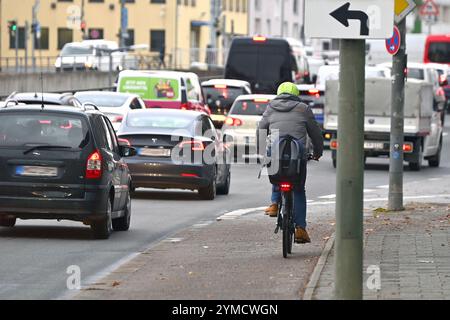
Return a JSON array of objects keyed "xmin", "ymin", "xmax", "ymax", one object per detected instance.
[
  {"xmin": 428, "ymin": 139, "xmax": 442, "ymax": 168},
  {"xmin": 199, "ymin": 178, "xmax": 216, "ymax": 200},
  {"xmin": 0, "ymin": 217, "xmax": 16, "ymax": 227},
  {"xmin": 91, "ymin": 199, "xmax": 113, "ymax": 240},
  {"xmin": 113, "ymin": 191, "xmax": 131, "ymax": 231},
  {"xmin": 217, "ymin": 170, "xmax": 231, "ymax": 195}
]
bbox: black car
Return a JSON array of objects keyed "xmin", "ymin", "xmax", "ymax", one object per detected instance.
[
  {"xmin": 0, "ymin": 104, "xmax": 136, "ymax": 239},
  {"xmin": 117, "ymin": 109, "xmax": 231, "ymax": 200},
  {"xmin": 6, "ymin": 92, "xmax": 82, "ymax": 107}
]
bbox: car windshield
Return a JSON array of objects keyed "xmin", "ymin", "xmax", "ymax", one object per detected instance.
[
  {"xmin": 0, "ymin": 113, "xmax": 89, "ymax": 149},
  {"xmin": 407, "ymin": 68, "xmax": 425, "ymax": 80},
  {"xmin": 428, "ymin": 42, "xmax": 450, "ymax": 64},
  {"xmin": 126, "ymin": 113, "xmax": 193, "ymax": 130},
  {"xmin": 203, "ymin": 86, "xmax": 245, "ymax": 109},
  {"xmin": 61, "ymin": 45, "xmax": 94, "ymax": 56},
  {"xmin": 76, "ymin": 94, "xmax": 128, "ymax": 108},
  {"xmin": 231, "ymin": 100, "xmax": 270, "ymax": 116}
]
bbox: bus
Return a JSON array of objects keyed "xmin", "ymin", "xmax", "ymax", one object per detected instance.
[{"xmin": 224, "ymin": 37, "xmax": 299, "ymax": 94}]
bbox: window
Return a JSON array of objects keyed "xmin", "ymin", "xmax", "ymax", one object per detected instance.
[
  {"xmin": 9, "ymin": 27, "xmax": 25, "ymax": 49},
  {"xmin": 88, "ymin": 28, "xmax": 104, "ymax": 40},
  {"xmin": 125, "ymin": 29, "xmax": 135, "ymax": 47},
  {"xmin": 151, "ymin": 0, "xmax": 166, "ymax": 3},
  {"xmin": 99, "ymin": 117, "xmax": 114, "ymax": 151},
  {"xmin": 293, "ymin": 0, "xmax": 298, "ymax": 14},
  {"xmin": 57, "ymin": 28, "xmax": 73, "ymax": 50},
  {"xmin": 150, "ymin": 30, "xmax": 165, "ymax": 52},
  {"xmin": 34, "ymin": 27, "xmax": 49, "ymax": 50}
]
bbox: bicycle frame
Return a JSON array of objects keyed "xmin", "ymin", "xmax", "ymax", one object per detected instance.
[{"xmin": 275, "ymin": 182, "xmax": 295, "ymax": 258}]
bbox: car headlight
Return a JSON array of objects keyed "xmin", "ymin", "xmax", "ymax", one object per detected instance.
[
  {"xmin": 84, "ymin": 61, "xmax": 93, "ymax": 69},
  {"xmin": 55, "ymin": 58, "xmax": 61, "ymax": 68}
]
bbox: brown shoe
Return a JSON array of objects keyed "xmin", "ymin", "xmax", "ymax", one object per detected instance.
[
  {"xmin": 295, "ymin": 227, "xmax": 311, "ymax": 244},
  {"xmin": 264, "ymin": 204, "xmax": 278, "ymax": 217}
]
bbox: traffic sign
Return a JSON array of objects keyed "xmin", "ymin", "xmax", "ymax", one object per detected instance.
[
  {"xmin": 395, "ymin": 0, "xmax": 416, "ymax": 23},
  {"xmin": 420, "ymin": 0, "xmax": 439, "ymax": 17},
  {"xmin": 386, "ymin": 26, "xmax": 401, "ymax": 55},
  {"xmin": 305, "ymin": 0, "xmax": 394, "ymax": 39}
]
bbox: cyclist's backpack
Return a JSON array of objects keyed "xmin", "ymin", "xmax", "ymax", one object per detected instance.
[{"xmin": 267, "ymin": 135, "xmax": 306, "ymax": 185}]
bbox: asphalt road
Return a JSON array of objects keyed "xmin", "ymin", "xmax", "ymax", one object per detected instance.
[{"xmin": 0, "ymin": 116, "xmax": 449, "ymax": 300}]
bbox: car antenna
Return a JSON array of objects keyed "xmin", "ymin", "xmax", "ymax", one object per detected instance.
[{"xmin": 40, "ymin": 72, "xmax": 44, "ymax": 110}]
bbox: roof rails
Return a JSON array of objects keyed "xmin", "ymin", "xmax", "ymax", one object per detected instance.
[
  {"xmin": 3, "ymin": 99, "xmax": 21, "ymax": 108},
  {"xmin": 81, "ymin": 102, "xmax": 100, "ymax": 111}
]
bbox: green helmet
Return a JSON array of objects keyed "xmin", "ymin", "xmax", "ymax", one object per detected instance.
[{"xmin": 277, "ymin": 82, "xmax": 299, "ymax": 96}]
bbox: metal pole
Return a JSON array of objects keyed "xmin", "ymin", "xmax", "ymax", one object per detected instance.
[
  {"xmin": 388, "ymin": 19, "xmax": 407, "ymax": 212},
  {"xmin": 301, "ymin": 0, "xmax": 306, "ymax": 44},
  {"xmin": 119, "ymin": 0, "xmax": 126, "ymax": 48},
  {"xmin": 25, "ymin": 21, "xmax": 29, "ymax": 74},
  {"xmin": 0, "ymin": 0, "xmax": 3, "ymax": 72},
  {"xmin": 15, "ymin": 21, "xmax": 19, "ymax": 73},
  {"xmin": 81, "ymin": 0, "xmax": 86, "ymax": 40},
  {"xmin": 334, "ymin": 39, "xmax": 365, "ymax": 300},
  {"xmin": 109, "ymin": 52, "xmax": 113, "ymax": 88},
  {"xmin": 280, "ymin": 0, "xmax": 285, "ymax": 37}
]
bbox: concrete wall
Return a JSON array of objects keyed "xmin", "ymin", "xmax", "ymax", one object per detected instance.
[{"xmin": 0, "ymin": 72, "xmax": 113, "ymax": 98}]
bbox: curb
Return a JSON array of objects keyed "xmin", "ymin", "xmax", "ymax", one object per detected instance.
[{"xmin": 302, "ymin": 232, "xmax": 335, "ymax": 300}]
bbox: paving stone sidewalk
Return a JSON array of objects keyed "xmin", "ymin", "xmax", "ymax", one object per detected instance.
[{"xmin": 313, "ymin": 202, "xmax": 450, "ymax": 300}]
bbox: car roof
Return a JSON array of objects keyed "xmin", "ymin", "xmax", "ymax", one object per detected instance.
[
  {"xmin": 118, "ymin": 70, "xmax": 194, "ymax": 80},
  {"xmin": 75, "ymin": 91, "xmax": 138, "ymax": 99},
  {"xmin": 8, "ymin": 92, "xmax": 77, "ymax": 104},
  {"xmin": 235, "ymin": 94, "xmax": 276, "ymax": 101},
  {"xmin": 0, "ymin": 104, "xmax": 101, "ymax": 116},
  {"xmin": 126, "ymin": 108, "xmax": 205, "ymax": 119},
  {"xmin": 201, "ymin": 79, "xmax": 251, "ymax": 87}
]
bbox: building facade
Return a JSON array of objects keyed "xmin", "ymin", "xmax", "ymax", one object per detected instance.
[
  {"xmin": 248, "ymin": 0, "xmax": 304, "ymax": 40},
  {"xmin": 0, "ymin": 0, "xmax": 248, "ymax": 70}
]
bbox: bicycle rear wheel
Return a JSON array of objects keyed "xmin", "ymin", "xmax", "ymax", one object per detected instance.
[{"xmin": 282, "ymin": 192, "xmax": 294, "ymax": 258}]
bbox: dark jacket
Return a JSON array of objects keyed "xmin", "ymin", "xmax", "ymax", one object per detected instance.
[{"xmin": 258, "ymin": 93, "xmax": 324, "ymax": 157}]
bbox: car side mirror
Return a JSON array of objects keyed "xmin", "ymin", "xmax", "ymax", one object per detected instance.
[
  {"xmin": 120, "ymin": 146, "xmax": 137, "ymax": 157},
  {"xmin": 439, "ymin": 76, "xmax": 448, "ymax": 87}
]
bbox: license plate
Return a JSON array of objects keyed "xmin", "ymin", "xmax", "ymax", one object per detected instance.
[
  {"xmin": 312, "ymin": 108, "xmax": 324, "ymax": 115},
  {"xmin": 139, "ymin": 148, "xmax": 171, "ymax": 157},
  {"xmin": 364, "ymin": 142, "xmax": 385, "ymax": 150},
  {"xmin": 16, "ymin": 166, "xmax": 58, "ymax": 177}
]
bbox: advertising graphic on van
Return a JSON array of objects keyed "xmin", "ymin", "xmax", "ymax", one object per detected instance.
[{"xmin": 119, "ymin": 77, "xmax": 180, "ymax": 101}]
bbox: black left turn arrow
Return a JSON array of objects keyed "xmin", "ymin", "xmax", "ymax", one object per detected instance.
[{"xmin": 330, "ymin": 2, "xmax": 369, "ymax": 36}]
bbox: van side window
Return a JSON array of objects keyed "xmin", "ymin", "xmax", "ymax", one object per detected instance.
[{"xmin": 186, "ymin": 79, "xmax": 199, "ymax": 101}]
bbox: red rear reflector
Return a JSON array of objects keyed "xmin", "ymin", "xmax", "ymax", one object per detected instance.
[
  {"xmin": 253, "ymin": 36, "xmax": 267, "ymax": 42},
  {"xmin": 330, "ymin": 140, "xmax": 339, "ymax": 150},
  {"xmin": 180, "ymin": 140, "xmax": 205, "ymax": 151},
  {"xmin": 86, "ymin": 150, "xmax": 102, "ymax": 179},
  {"xmin": 280, "ymin": 183, "xmax": 293, "ymax": 192},
  {"xmin": 214, "ymin": 84, "xmax": 227, "ymax": 89},
  {"xmin": 181, "ymin": 173, "xmax": 199, "ymax": 178}
]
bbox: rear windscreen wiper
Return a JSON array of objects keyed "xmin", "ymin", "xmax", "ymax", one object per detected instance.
[{"xmin": 23, "ymin": 145, "xmax": 72, "ymax": 155}]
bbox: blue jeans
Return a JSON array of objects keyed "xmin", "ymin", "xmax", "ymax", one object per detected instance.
[{"xmin": 271, "ymin": 185, "xmax": 307, "ymax": 229}]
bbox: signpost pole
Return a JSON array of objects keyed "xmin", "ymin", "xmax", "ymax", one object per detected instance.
[
  {"xmin": 388, "ymin": 19, "xmax": 407, "ymax": 211},
  {"xmin": 334, "ymin": 38, "xmax": 365, "ymax": 300}
]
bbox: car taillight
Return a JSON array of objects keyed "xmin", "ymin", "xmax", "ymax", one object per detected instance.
[
  {"xmin": 280, "ymin": 183, "xmax": 293, "ymax": 192},
  {"xmin": 224, "ymin": 117, "xmax": 243, "ymax": 126},
  {"xmin": 181, "ymin": 103, "xmax": 189, "ymax": 110},
  {"xmin": 330, "ymin": 140, "xmax": 339, "ymax": 150},
  {"xmin": 309, "ymin": 89, "xmax": 321, "ymax": 98},
  {"xmin": 118, "ymin": 138, "xmax": 131, "ymax": 146},
  {"xmin": 86, "ymin": 150, "xmax": 102, "ymax": 179},
  {"xmin": 181, "ymin": 173, "xmax": 199, "ymax": 178},
  {"xmin": 180, "ymin": 140, "xmax": 205, "ymax": 151},
  {"xmin": 403, "ymin": 143, "xmax": 414, "ymax": 153},
  {"xmin": 112, "ymin": 116, "xmax": 124, "ymax": 123}
]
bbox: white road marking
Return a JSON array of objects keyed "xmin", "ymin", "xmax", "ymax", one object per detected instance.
[
  {"xmin": 364, "ymin": 189, "xmax": 376, "ymax": 193},
  {"xmin": 309, "ymin": 194, "xmax": 450, "ymax": 206},
  {"xmin": 164, "ymin": 238, "xmax": 184, "ymax": 243},
  {"xmin": 318, "ymin": 194, "xmax": 336, "ymax": 199},
  {"xmin": 376, "ymin": 185, "xmax": 390, "ymax": 189},
  {"xmin": 428, "ymin": 178, "xmax": 443, "ymax": 181},
  {"xmin": 217, "ymin": 207, "xmax": 266, "ymax": 221}
]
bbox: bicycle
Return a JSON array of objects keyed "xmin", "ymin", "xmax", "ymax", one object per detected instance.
[{"xmin": 274, "ymin": 154, "xmax": 316, "ymax": 258}]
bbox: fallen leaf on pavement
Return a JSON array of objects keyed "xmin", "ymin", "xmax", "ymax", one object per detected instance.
[{"xmin": 112, "ymin": 281, "xmax": 121, "ymax": 287}]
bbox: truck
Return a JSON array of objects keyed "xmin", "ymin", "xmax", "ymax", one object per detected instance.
[{"xmin": 325, "ymin": 78, "xmax": 444, "ymax": 171}]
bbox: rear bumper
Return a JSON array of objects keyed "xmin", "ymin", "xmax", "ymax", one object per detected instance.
[
  {"xmin": 0, "ymin": 185, "xmax": 109, "ymax": 221},
  {"xmin": 126, "ymin": 159, "xmax": 214, "ymax": 190}
]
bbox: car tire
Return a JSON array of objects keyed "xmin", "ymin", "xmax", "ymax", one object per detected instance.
[
  {"xmin": 217, "ymin": 170, "xmax": 231, "ymax": 195},
  {"xmin": 0, "ymin": 217, "xmax": 16, "ymax": 227},
  {"xmin": 199, "ymin": 179, "xmax": 216, "ymax": 200},
  {"xmin": 91, "ymin": 199, "xmax": 113, "ymax": 240},
  {"xmin": 113, "ymin": 191, "xmax": 131, "ymax": 232},
  {"xmin": 428, "ymin": 139, "xmax": 442, "ymax": 168}
]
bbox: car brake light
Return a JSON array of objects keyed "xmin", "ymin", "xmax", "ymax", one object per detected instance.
[
  {"xmin": 86, "ymin": 150, "xmax": 102, "ymax": 179},
  {"xmin": 180, "ymin": 140, "xmax": 205, "ymax": 151},
  {"xmin": 181, "ymin": 173, "xmax": 199, "ymax": 178},
  {"xmin": 403, "ymin": 143, "xmax": 414, "ymax": 153},
  {"xmin": 112, "ymin": 116, "xmax": 124, "ymax": 123},
  {"xmin": 253, "ymin": 36, "xmax": 267, "ymax": 42},
  {"xmin": 224, "ymin": 117, "xmax": 243, "ymax": 126},
  {"xmin": 181, "ymin": 103, "xmax": 189, "ymax": 110},
  {"xmin": 254, "ymin": 98, "xmax": 269, "ymax": 103},
  {"xmin": 330, "ymin": 140, "xmax": 339, "ymax": 150},
  {"xmin": 39, "ymin": 120, "xmax": 52, "ymax": 125},
  {"xmin": 214, "ymin": 84, "xmax": 227, "ymax": 89},
  {"xmin": 118, "ymin": 138, "xmax": 131, "ymax": 146},
  {"xmin": 280, "ymin": 183, "xmax": 293, "ymax": 192},
  {"xmin": 309, "ymin": 89, "xmax": 321, "ymax": 98}
]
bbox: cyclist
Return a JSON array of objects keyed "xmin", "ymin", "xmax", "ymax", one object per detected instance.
[{"xmin": 258, "ymin": 82, "xmax": 323, "ymax": 244}]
